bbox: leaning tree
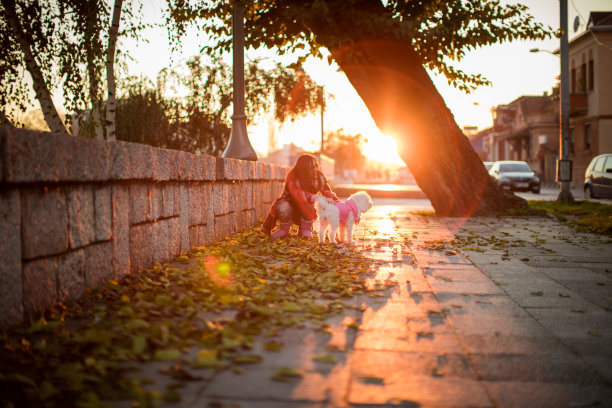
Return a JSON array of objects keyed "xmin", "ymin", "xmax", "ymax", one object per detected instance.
[{"xmin": 166, "ymin": 0, "xmax": 554, "ymax": 216}]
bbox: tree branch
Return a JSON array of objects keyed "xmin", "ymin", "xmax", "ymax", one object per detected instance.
[
  {"xmin": 105, "ymin": 0, "xmax": 123, "ymax": 141},
  {"xmin": 3, "ymin": 0, "xmax": 69, "ymax": 137}
]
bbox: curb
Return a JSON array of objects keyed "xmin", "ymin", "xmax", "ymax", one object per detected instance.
[{"xmin": 332, "ymin": 185, "xmax": 427, "ymax": 199}]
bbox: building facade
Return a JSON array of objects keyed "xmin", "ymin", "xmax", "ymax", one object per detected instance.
[
  {"xmin": 564, "ymin": 12, "xmax": 612, "ymax": 185},
  {"xmin": 486, "ymin": 95, "xmax": 559, "ymax": 184},
  {"xmin": 484, "ymin": 12, "xmax": 612, "ymax": 186}
]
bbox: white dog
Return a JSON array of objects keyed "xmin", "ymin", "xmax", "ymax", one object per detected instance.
[{"xmin": 314, "ymin": 191, "xmax": 373, "ymax": 245}]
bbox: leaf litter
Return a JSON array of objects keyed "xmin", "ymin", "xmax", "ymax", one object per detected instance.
[{"xmin": 0, "ymin": 227, "xmax": 381, "ymax": 407}]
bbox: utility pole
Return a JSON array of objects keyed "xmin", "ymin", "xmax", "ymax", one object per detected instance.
[
  {"xmin": 222, "ymin": 0, "xmax": 257, "ymax": 161},
  {"xmin": 557, "ymin": 0, "xmax": 574, "ymax": 201}
]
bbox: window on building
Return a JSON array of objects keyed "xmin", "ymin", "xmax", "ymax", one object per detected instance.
[
  {"xmin": 579, "ymin": 63, "xmax": 587, "ymax": 92},
  {"xmin": 585, "ymin": 124, "xmax": 592, "ymax": 151},
  {"xmin": 570, "ymin": 127, "xmax": 575, "ymax": 154},
  {"xmin": 571, "ymin": 68, "xmax": 576, "ymax": 92},
  {"xmin": 588, "ymin": 59, "xmax": 594, "ymax": 91}
]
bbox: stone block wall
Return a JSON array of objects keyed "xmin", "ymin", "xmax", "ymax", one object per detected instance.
[{"xmin": 0, "ymin": 126, "xmax": 287, "ymax": 327}]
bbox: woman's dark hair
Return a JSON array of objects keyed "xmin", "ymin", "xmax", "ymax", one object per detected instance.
[{"xmin": 289, "ymin": 154, "xmax": 320, "ymax": 193}]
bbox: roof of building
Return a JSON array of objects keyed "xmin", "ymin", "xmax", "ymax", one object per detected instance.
[
  {"xmin": 588, "ymin": 11, "xmax": 612, "ymax": 28},
  {"xmin": 564, "ymin": 11, "xmax": 612, "ymax": 49},
  {"xmin": 469, "ymin": 127, "xmax": 493, "ymax": 143},
  {"xmin": 503, "ymin": 95, "xmax": 552, "ymax": 115},
  {"xmin": 518, "ymin": 96, "xmax": 553, "ymax": 114}
]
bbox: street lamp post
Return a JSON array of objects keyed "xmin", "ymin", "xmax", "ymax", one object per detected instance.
[
  {"xmin": 529, "ymin": 0, "xmax": 574, "ymax": 201},
  {"xmin": 222, "ymin": 0, "xmax": 258, "ymax": 161},
  {"xmin": 557, "ymin": 0, "xmax": 574, "ymax": 201},
  {"xmin": 319, "ymin": 86, "xmax": 325, "ymax": 153}
]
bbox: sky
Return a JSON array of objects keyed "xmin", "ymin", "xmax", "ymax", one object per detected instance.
[{"xmin": 124, "ymin": 0, "xmax": 611, "ymax": 164}]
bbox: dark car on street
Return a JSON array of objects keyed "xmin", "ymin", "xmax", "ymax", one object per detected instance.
[
  {"xmin": 584, "ymin": 154, "xmax": 612, "ymax": 199},
  {"xmin": 489, "ymin": 160, "xmax": 541, "ymax": 193}
]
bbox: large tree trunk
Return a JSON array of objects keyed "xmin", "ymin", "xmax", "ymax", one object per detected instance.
[
  {"xmin": 317, "ymin": 39, "xmax": 525, "ymax": 216},
  {"xmin": 105, "ymin": 0, "xmax": 123, "ymax": 141},
  {"xmin": 3, "ymin": 0, "xmax": 69, "ymax": 137}
]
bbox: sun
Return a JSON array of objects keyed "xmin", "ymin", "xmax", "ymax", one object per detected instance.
[{"xmin": 362, "ymin": 133, "xmax": 405, "ymax": 166}]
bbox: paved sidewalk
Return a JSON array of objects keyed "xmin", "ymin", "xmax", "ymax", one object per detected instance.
[{"xmin": 126, "ymin": 201, "xmax": 612, "ymax": 408}]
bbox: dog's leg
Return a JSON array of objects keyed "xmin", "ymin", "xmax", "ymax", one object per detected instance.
[
  {"xmin": 338, "ymin": 224, "xmax": 346, "ymax": 243},
  {"xmin": 329, "ymin": 222, "xmax": 338, "ymax": 244},
  {"xmin": 318, "ymin": 219, "xmax": 327, "ymax": 244},
  {"xmin": 346, "ymin": 217, "xmax": 355, "ymax": 246}
]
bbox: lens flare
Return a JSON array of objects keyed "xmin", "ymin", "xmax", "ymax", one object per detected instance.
[{"xmin": 204, "ymin": 255, "xmax": 233, "ymax": 287}]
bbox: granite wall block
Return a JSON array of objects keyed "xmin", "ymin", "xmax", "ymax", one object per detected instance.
[
  {"xmin": 21, "ymin": 186, "xmax": 69, "ymax": 259},
  {"xmin": 0, "ymin": 189, "xmax": 22, "ymax": 326}
]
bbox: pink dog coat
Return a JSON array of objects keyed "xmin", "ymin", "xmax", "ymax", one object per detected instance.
[{"xmin": 336, "ymin": 199, "xmax": 360, "ymax": 225}]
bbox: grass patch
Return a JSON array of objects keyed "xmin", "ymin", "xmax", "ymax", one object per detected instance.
[{"xmin": 528, "ymin": 200, "xmax": 612, "ymax": 235}]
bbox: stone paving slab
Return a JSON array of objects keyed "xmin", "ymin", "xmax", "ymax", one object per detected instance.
[
  {"xmin": 482, "ymin": 381, "xmax": 612, "ymax": 408},
  {"xmin": 117, "ymin": 203, "xmax": 612, "ymax": 407},
  {"xmin": 469, "ymin": 352, "xmax": 607, "ymax": 384}
]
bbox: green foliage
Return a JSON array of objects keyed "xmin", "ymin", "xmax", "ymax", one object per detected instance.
[
  {"xmin": 114, "ymin": 76, "xmax": 173, "ymax": 148},
  {"xmin": 528, "ymin": 200, "xmax": 612, "ymax": 236},
  {"xmin": 114, "ymin": 56, "xmax": 322, "ymax": 155},
  {"xmin": 58, "ymin": 0, "xmax": 108, "ymax": 125},
  {"xmin": 272, "ymin": 67, "xmax": 323, "ymax": 123},
  {"xmin": 165, "ymin": 0, "xmax": 554, "ymax": 93},
  {"xmin": 0, "ymin": 0, "xmax": 147, "ymax": 130},
  {"xmin": 0, "ymin": 227, "xmax": 378, "ymax": 407},
  {"xmin": 0, "ymin": 0, "xmax": 61, "ymax": 124},
  {"xmin": 322, "ymin": 129, "xmax": 367, "ymax": 173}
]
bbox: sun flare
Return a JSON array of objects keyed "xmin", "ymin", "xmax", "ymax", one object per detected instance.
[{"xmin": 362, "ymin": 134, "xmax": 405, "ymax": 166}]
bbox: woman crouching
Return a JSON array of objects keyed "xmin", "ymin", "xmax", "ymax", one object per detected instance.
[{"xmin": 260, "ymin": 154, "xmax": 339, "ymax": 238}]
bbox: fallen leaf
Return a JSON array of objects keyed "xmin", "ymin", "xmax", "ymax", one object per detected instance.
[
  {"xmin": 358, "ymin": 375, "xmax": 384, "ymax": 384},
  {"xmin": 313, "ymin": 354, "xmax": 336, "ymax": 364},
  {"xmin": 432, "ymin": 367, "xmax": 444, "ymax": 377},
  {"xmin": 159, "ymin": 364, "xmax": 201, "ymax": 381},
  {"xmin": 587, "ymin": 330, "xmax": 602, "ymax": 338},
  {"xmin": 154, "ymin": 349, "xmax": 181, "ymax": 361},
  {"xmin": 271, "ymin": 366, "xmax": 303, "ymax": 382},
  {"xmin": 233, "ymin": 354, "xmax": 262, "ymax": 364},
  {"xmin": 263, "ymin": 341, "xmax": 283, "ymax": 352}
]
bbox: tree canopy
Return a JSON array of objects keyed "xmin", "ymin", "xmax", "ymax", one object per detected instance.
[
  {"xmin": 166, "ymin": 0, "xmax": 554, "ymax": 92},
  {"xmin": 113, "ymin": 56, "xmax": 323, "ymax": 155},
  {"xmin": 322, "ymin": 129, "xmax": 367, "ymax": 174},
  {"xmin": 0, "ymin": 0, "xmax": 145, "ymax": 134}
]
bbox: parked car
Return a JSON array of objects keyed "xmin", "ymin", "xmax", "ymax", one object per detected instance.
[
  {"xmin": 489, "ymin": 161, "xmax": 540, "ymax": 193},
  {"xmin": 484, "ymin": 161, "xmax": 494, "ymax": 171},
  {"xmin": 584, "ymin": 154, "xmax": 612, "ymax": 198}
]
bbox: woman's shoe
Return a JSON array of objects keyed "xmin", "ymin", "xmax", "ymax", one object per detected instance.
[
  {"xmin": 271, "ymin": 222, "xmax": 292, "ymax": 238},
  {"xmin": 298, "ymin": 219, "xmax": 313, "ymax": 238}
]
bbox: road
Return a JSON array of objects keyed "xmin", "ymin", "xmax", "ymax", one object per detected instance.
[
  {"xmin": 369, "ymin": 186, "xmax": 611, "ymax": 214},
  {"xmin": 335, "ymin": 183, "xmax": 611, "ymax": 205}
]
